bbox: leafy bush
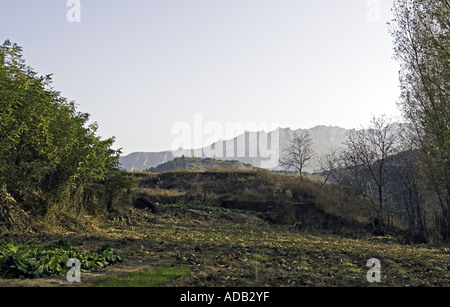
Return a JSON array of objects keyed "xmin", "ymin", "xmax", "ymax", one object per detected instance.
[
  {"xmin": 0, "ymin": 40, "xmax": 122, "ymax": 219},
  {"xmin": 0, "ymin": 239, "xmax": 122, "ymax": 279}
]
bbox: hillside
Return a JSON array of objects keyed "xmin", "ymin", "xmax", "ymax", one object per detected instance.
[
  {"xmin": 3, "ymin": 170, "xmax": 450, "ymax": 288},
  {"xmin": 130, "ymin": 170, "xmax": 368, "ymax": 230},
  {"xmin": 119, "ymin": 126, "xmax": 350, "ymax": 172},
  {"xmin": 146, "ymin": 157, "xmax": 257, "ymax": 173}
]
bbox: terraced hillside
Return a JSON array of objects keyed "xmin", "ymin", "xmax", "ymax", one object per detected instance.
[{"xmin": 130, "ymin": 170, "xmax": 369, "ymax": 231}]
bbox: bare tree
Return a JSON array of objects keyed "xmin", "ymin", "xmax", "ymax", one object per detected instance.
[
  {"xmin": 342, "ymin": 115, "xmax": 400, "ymax": 233},
  {"xmin": 317, "ymin": 148, "xmax": 343, "ymax": 185},
  {"xmin": 279, "ymin": 131, "xmax": 315, "ymax": 180}
]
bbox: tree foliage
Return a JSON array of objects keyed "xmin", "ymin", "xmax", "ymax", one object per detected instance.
[
  {"xmin": 0, "ymin": 40, "xmax": 122, "ymax": 214},
  {"xmin": 391, "ymin": 0, "xmax": 450, "ymax": 238}
]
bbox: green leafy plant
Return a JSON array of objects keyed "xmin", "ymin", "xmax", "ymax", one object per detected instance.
[{"xmin": 0, "ymin": 239, "xmax": 122, "ymax": 279}]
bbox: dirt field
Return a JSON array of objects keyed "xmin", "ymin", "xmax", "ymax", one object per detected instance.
[{"xmin": 1, "ymin": 205, "xmax": 450, "ymax": 287}]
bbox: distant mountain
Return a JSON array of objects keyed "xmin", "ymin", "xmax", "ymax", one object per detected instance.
[
  {"xmin": 119, "ymin": 126, "xmax": 351, "ymax": 172},
  {"xmin": 119, "ymin": 151, "xmax": 177, "ymax": 173}
]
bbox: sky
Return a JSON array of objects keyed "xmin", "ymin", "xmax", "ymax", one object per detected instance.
[{"xmin": 0, "ymin": 0, "xmax": 402, "ymax": 155}]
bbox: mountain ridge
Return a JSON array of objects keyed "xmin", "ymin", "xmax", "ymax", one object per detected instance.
[{"xmin": 119, "ymin": 125, "xmax": 351, "ymax": 172}]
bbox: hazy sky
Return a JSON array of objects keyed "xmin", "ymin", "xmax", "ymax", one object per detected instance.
[{"xmin": 1, "ymin": 0, "xmax": 402, "ymax": 155}]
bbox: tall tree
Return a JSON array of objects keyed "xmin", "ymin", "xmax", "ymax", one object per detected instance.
[{"xmin": 391, "ymin": 0, "xmax": 450, "ymax": 238}]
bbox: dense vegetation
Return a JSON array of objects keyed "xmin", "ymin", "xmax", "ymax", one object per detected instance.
[{"xmin": 0, "ymin": 40, "xmax": 132, "ymax": 232}]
